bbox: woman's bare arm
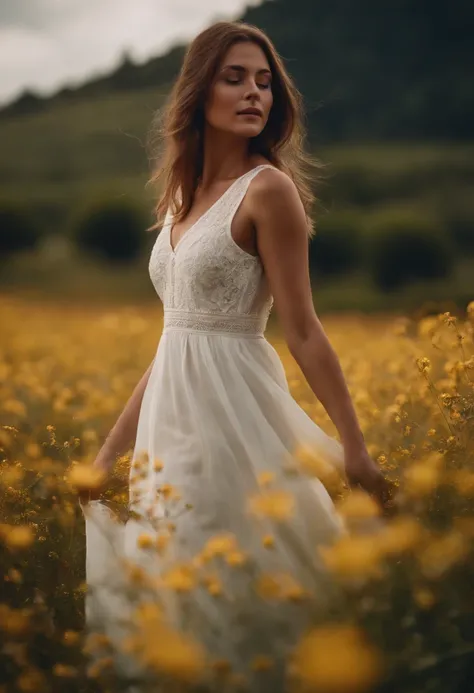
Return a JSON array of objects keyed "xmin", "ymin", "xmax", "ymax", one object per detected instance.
[
  {"xmin": 95, "ymin": 358, "xmax": 156, "ymax": 469},
  {"xmin": 251, "ymin": 170, "xmax": 364, "ymax": 450},
  {"xmin": 250, "ymin": 169, "xmax": 392, "ymax": 507}
]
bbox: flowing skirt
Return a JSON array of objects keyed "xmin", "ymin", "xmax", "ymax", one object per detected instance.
[{"xmin": 81, "ymin": 331, "xmax": 348, "ymax": 690}]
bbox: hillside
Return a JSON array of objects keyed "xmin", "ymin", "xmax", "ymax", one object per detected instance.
[{"xmin": 1, "ymin": 0, "xmax": 472, "ymax": 143}]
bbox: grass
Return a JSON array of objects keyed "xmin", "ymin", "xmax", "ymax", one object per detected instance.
[{"xmin": 1, "ymin": 241, "xmax": 473, "ymax": 317}]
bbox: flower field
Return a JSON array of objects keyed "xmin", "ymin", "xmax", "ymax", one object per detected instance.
[{"xmin": 1, "ymin": 295, "xmax": 474, "ymax": 693}]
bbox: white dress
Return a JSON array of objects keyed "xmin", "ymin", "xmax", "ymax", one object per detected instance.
[{"xmin": 81, "ymin": 164, "xmax": 347, "ymax": 690}]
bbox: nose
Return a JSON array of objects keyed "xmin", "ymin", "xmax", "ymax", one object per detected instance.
[{"xmin": 243, "ymin": 78, "xmax": 261, "ymax": 100}]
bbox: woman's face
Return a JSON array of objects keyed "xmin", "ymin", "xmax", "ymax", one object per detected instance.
[{"xmin": 205, "ymin": 41, "xmax": 273, "ymax": 138}]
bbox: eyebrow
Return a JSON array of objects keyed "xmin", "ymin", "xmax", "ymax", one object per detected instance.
[{"xmin": 221, "ymin": 64, "xmax": 272, "ymax": 76}]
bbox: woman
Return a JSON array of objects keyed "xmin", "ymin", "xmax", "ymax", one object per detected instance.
[{"xmin": 81, "ymin": 20, "xmax": 392, "ymax": 692}]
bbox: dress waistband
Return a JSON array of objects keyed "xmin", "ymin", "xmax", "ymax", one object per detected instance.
[{"xmin": 162, "ymin": 309, "xmax": 266, "ymax": 338}]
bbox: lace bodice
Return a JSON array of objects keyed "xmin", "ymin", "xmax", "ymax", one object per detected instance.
[{"xmin": 149, "ymin": 165, "xmax": 275, "ymax": 334}]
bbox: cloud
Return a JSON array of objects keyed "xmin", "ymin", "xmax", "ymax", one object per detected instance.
[
  {"xmin": 0, "ymin": 0, "xmax": 254, "ymax": 105},
  {"xmin": 0, "ymin": 0, "xmax": 72, "ymax": 30}
]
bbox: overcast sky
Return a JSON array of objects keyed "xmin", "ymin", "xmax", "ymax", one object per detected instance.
[{"xmin": 0, "ymin": 0, "xmax": 259, "ymax": 106}]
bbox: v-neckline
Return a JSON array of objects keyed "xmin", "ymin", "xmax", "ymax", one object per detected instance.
[{"xmin": 168, "ymin": 164, "xmax": 266, "ymax": 255}]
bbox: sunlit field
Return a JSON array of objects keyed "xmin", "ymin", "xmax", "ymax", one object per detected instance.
[{"xmin": 1, "ymin": 295, "xmax": 474, "ymax": 693}]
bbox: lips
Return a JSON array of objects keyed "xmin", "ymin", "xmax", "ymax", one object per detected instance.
[{"xmin": 237, "ymin": 108, "xmax": 262, "ymax": 116}]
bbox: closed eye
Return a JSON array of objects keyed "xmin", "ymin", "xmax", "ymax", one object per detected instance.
[{"xmin": 226, "ymin": 78, "xmax": 271, "ymax": 90}]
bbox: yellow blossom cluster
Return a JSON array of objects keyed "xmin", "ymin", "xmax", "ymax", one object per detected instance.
[{"xmin": 0, "ymin": 296, "xmax": 473, "ymax": 691}]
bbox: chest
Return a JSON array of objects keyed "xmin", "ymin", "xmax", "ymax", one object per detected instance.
[{"xmin": 171, "ymin": 195, "xmax": 258, "ymax": 257}]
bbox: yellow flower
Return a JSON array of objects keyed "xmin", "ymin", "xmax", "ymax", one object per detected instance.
[
  {"xmin": 392, "ymin": 317, "xmax": 410, "ymax": 336},
  {"xmin": 133, "ymin": 602, "xmax": 163, "ymax": 625},
  {"xmin": 25, "ymin": 442, "xmax": 42, "ymax": 459},
  {"xmin": 137, "ymin": 625, "xmax": 206, "ymax": 682},
  {"xmin": 63, "ymin": 630, "xmax": 81, "ymax": 646},
  {"xmin": 153, "ymin": 458, "xmax": 164, "ymax": 472},
  {"xmin": 255, "ymin": 573, "xmax": 283, "ymax": 600},
  {"xmin": 7, "ymin": 568, "xmax": 23, "ymax": 583},
  {"xmin": 413, "ymin": 588, "xmax": 436, "ymax": 610},
  {"xmin": 282, "ymin": 579, "xmax": 309, "ymax": 603},
  {"xmin": 67, "ymin": 463, "xmax": 105, "ymax": 492},
  {"xmin": 2, "ymin": 399, "xmax": 27, "ymax": 417},
  {"xmin": 86, "ymin": 657, "xmax": 113, "ymax": 678},
  {"xmin": 336, "ymin": 490, "xmax": 381, "ymax": 522},
  {"xmin": 257, "ymin": 471, "xmax": 275, "ymax": 487},
  {"xmin": 137, "ymin": 533, "xmax": 154, "ymax": 550},
  {"xmin": 203, "ymin": 532, "xmax": 238, "ymax": 558},
  {"xmin": 418, "ymin": 316, "xmax": 438, "ymax": 338},
  {"xmin": 124, "ymin": 563, "xmax": 149, "ymax": 586},
  {"xmin": 158, "ymin": 483, "xmax": 180, "ymax": 500},
  {"xmin": 319, "ymin": 535, "xmax": 383, "ymax": 580},
  {"xmin": 440, "ymin": 311, "xmax": 457, "ymax": 326},
  {"xmin": 208, "ymin": 581, "xmax": 223, "ymax": 597},
  {"xmin": 17, "ymin": 669, "xmax": 47, "ymax": 692},
  {"xmin": 3, "ymin": 525, "xmax": 35, "ymax": 550},
  {"xmin": 137, "ymin": 450, "xmax": 150, "ymax": 464},
  {"xmin": 376, "ymin": 516, "xmax": 423, "ymax": 555},
  {"xmin": 155, "ymin": 533, "xmax": 171, "ymax": 554},
  {"xmin": 2, "ymin": 607, "xmax": 30, "ymax": 636},
  {"xmin": 262, "ymin": 534, "xmax": 275, "ymax": 549},
  {"xmin": 450, "ymin": 469, "xmax": 474, "ymax": 497},
  {"xmin": 82, "ymin": 632, "xmax": 111, "ymax": 654},
  {"xmin": 418, "ymin": 531, "xmax": 469, "ymax": 579},
  {"xmin": 161, "ymin": 564, "xmax": 196, "ymax": 593},
  {"xmin": 53, "ymin": 664, "xmax": 78, "ymax": 678},
  {"xmin": 248, "ymin": 489, "xmax": 295, "ymax": 521},
  {"xmin": 0, "ymin": 466, "xmax": 24, "ymax": 487},
  {"xmin": 254, "ymin": 572, "xmax": 308, "ymax": 601},
  {"xmin": 201, "ymin": 573, "xmax": 224, "ymax": 596},
  {"xmin": 81, "ymin": 429, "xmax": 98, "ymax": 443},
  {"xmin": 403, "ymin": 461, "xmax": 441, "ymax": 497},
  {"xmin": 416, "ymin": 357, "xmax": 431, "ymax": 374},
  {"xmin": 225, "ymin": 550, "xmax": 247, "ymax": 567},
  {"xmin": 290, "ymin": 624, "xmax": 383, "ymax": 693},
  {"xmin": 293, "ymin": 443, "xmax": 339, "ymax": 486}
]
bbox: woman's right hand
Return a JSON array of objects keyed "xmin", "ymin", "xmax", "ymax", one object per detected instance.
[{"xmin": 344, "ymin": 446, "xmax": 397, "ymax": 517}]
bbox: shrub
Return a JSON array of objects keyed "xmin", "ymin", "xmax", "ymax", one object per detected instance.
[
  {"xmin": 310, "ymin": 209, "xmax": 362, "ymax": 277},
  {"xmin": 322, "ymin": 166, "xmax": 380, "ymax": 207},
  {"xmin": 444, "ymin": 205, "xmax": 474, "ymax": 255},
  {"xmin": 72, "ymin": 197, "xmax": 146, "ymax": 263},
  {"xmin": 0, "ymin": 201, "xmax": 41, "ymax": 258},
  {"xmin": 363, "ymin": 206, "xmax": 455, "ymax": 292}
]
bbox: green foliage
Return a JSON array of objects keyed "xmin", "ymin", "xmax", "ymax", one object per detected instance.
[
  {"xmin": 442, "ymin": 202, "xmax": 474, "ymax": 256},
  {"xmin": 363, "ymin": 206, "xmax": 455, "ymax": 292},
  {"xmin": 72, "ymin": 197, "xmax": 147, "ymax": 264},
  {"xmin": 310, "ymin": 209, "xmax": 362, "ymax": 277},
  {"xmin": 0, "ymin": 201, "xmax": 42, "ymax": 259},
  {"xmin": 320, "ymin": 147, "xmax": 474, "ymax": 210}
]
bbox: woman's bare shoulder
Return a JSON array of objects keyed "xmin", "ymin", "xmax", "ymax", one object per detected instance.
[{"xmin": 251, "ymin": 163, "xmax": 296, "ymax": 200}]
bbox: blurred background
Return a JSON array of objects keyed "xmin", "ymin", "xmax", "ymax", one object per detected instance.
[
  {"xmin": 2, "ymin": 5, "xmax": 474, "ymax": 691},
  {"xmin": 0, "ymin": 0, "xmax": 473, "ymax": 314}
]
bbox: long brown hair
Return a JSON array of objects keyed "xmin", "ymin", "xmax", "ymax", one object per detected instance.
[{"xmin": 145, "ymin": 20, "xmax": 323, "ymax": 237}]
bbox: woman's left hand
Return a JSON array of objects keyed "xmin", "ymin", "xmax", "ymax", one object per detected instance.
[{"xmin": 344, "ymin": 446, "xmax": 396, "ymax": 516}]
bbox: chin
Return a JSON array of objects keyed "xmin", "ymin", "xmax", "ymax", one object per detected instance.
[{"xmin": 232, "ymin": 124, "xmax": 265, "ymax": 137}]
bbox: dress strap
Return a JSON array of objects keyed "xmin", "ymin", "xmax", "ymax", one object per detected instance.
[
  {"xmin": 225, "ymin": 164, "xmax": 277, "ymax": 226},
  {"xmin": 164, "ymin": 164, "xmax": 276, "ymax": 232}
]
